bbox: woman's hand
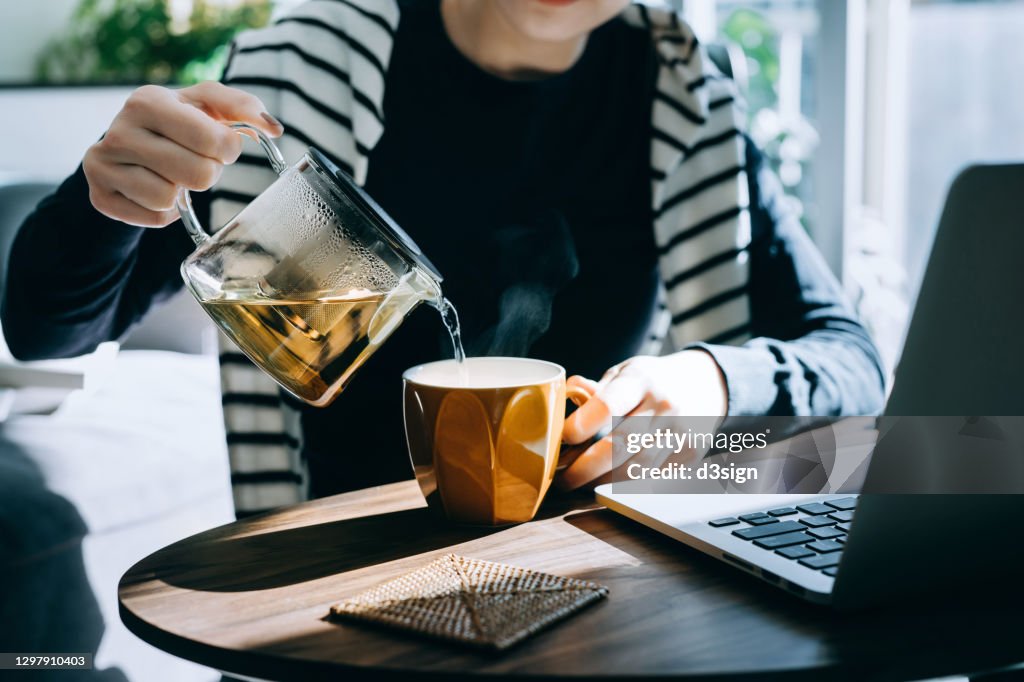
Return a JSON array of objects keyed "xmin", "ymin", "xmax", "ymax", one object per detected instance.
[
  {"xmin": 558, "ymin": 350, "xmax": 728, "ymax": 490},
  {"xmin": 83, "ymin": 81, "xmax": 284, "ymax": 228}
]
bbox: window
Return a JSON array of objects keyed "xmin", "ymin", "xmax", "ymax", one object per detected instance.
[
  {"xmin": 671, "ymin": 0, "xmax": 1019, "ymax": 371},
  {"xmin": 715, "ymin": 0, "xmax": 821, "ymax": 235},
  {"xmin": 904, "ymin": 0, "xmax": 1024, "ymax": 287}
]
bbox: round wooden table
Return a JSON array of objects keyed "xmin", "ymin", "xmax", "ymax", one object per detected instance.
[{"xmin": 119, "ymin": 481, "xmax": 1024, "ymax": 681}]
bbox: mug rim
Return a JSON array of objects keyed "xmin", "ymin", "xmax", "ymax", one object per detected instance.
[{"xmin": 402, "ymin": 357, "xmax": 565, "ymax": 389}]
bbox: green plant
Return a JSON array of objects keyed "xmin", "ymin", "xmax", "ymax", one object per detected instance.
[
  {"xmin": 720, "ymin": 9, "xmax": 780, "ymax": 117},
  {"xmin": 720, "ymin": 7, "xmax": 819, "ymax": 227},
  {"xmin": 36, "ymin": 0, "xmax": 272, "ymax": 85}
]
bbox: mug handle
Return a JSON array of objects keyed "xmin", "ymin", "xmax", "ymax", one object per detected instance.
[
  {"xmin": 175, "ymin": 122, "xmax": 289, "ymax": 246},
  {"xmin": 558, "ymin": 384, "xmax": 596, "ymax": 472},
  {"xmin": 566, "ymin": 384, "xmax": 593, "ymax": 408}
]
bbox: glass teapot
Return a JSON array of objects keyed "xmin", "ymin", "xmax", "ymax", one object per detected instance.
[{"xmin": 177, "ymin": 123, "xmax": 443, "ymax": 407}]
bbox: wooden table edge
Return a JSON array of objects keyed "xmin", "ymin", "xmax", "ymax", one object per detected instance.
[
  {"xmin": 115, "ymin": 479, "xmax": 1024, "ymax": 682},
  {"xmin": 118, "ymin": 594, "xmax": 856, "ymax": 682}
]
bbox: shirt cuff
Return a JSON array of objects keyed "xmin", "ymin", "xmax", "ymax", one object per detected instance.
[
  {"xmin": 686, "ymin": 341, "xmax": 778, "ymax": 418},
  {"xmin": 51, "ymin": 165, "xmax": 148, "ymax": 262}
]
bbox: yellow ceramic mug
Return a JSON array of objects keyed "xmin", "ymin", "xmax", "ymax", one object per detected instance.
[{"xmin": 403, "ymin": 357, "xmax": 591, "ymax": 525}]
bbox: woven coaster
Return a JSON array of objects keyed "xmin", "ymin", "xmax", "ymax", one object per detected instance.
[{"xmin": 328, "ymin": 553, "xmax": 608, "ymax": 650}]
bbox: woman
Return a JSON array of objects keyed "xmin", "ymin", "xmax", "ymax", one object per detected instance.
[{"xmin": 2, "ymin": 0, "xmax": 884, "ymax": 514}]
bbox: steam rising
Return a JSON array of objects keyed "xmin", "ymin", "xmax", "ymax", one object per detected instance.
[{"xmin": 474, "ymin": 210, "xmax": 579, "ymax": 357}]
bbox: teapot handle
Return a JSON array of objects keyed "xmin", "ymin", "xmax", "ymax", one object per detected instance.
[{"xmin": 176, "ymin": 122, "xmax": 288, "ymax": 246}]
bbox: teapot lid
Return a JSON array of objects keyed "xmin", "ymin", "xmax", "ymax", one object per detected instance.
[{"xmin": 307, "ymin": 148, "xmax": 444, "ymax": 283}]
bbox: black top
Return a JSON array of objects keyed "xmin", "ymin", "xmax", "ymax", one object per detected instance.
[
  {"xmin": 301, "ymin": 1, "xmax": 659, "ymax": 494},
  {"xmin": 1, "ymin": 4, "xmax": 885, "ymax": 498}
]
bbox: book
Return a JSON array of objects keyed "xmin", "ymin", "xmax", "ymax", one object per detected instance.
[{"xmin": 0, "ymin": 342, "xmax": 119, "ymax": 418}]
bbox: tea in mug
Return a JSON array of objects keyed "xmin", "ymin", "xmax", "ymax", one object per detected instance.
[{"xmin": 404, "ymin": 358, "xmax": 571, "ymax": 525}]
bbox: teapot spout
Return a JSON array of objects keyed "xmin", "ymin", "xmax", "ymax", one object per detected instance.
[
  {"xmin": 409, "ymin": 266, "xmax": 443, "ymax": 305},
  {"xmin": 366, "ymin": 268, "xmax": 442, "ymax": 345}
]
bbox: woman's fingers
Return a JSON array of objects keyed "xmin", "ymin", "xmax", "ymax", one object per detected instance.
[
  {"xmin": 559, "ymin": 397, "xmax": 661, "ymax": 491},
  {"xmin": 562, "ymin": 394, "xmax": 610, "ymax": 445},
  {"xmin": 557, "ymin": 354, "xmax": 728, "ymax": 492},
  {"xmin": 84, "ymin": 82, "xmax": 281, "ymax": 227},
  {"xmin": 562, "ymin": 375, "xmax": 602, "ymax": 443},
  {"xmin": 107, "ymin": 127, "xmax": 225, "ymax": 191},
  {"xmin": 121, "ymin": 85, "xmax": 239, "ymax": 164},
  {"xmin": 179, "ymin": 81, "xmax": 284, "ymax": 135},
  {"xmin": 85, "ymin": 148, "xmax": 178, "ymax": 226},
  {"xmin": 176, "ymin": 81, "xmax": 284, "ymax": 159},
  {"xmin": 104, "ymin": 163, "xmax": 178, "ymax": 212},
  {"xmin": 90, "ymin": 187, "xmax": 179, "ymax": 228},
  {"xmin": 558, "ymin": 433, "xmax": 613, "ymax": 491},
  {"xmin": 566, "ymin": 375, "xmax": 599, "ymax": 400},
  {"xmin": 563, "ymin": 366, "xmax": 648, "ymax": 444}
]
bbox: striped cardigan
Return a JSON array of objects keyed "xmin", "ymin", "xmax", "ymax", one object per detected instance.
[{"xmin": 209, "ymin": 0, "xmax": 752, "ymax": 517}]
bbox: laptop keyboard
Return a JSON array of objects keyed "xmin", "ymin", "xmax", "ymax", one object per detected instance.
[{"xmin": 708, "ymin": 497, "xmax": 858, "ymax": 578}]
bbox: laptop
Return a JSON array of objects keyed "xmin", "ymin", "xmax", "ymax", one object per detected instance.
[{"xmin": 596, "ymin": 164, "xmax": 1024, "ymax": 609}]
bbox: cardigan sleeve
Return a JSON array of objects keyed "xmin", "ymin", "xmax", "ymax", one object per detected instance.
[
  {"xmin": 689, "ymin": 139, "xmax": 886, "ymax": 418},
  {"xmin": 1, "ymin": 166, "xmax": 198, "ymax": 360}
]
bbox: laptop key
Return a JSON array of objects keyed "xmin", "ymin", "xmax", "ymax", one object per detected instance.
[
  {"xmin": 823, "ymin": 567, "xmax": 840, "ymax": 577},
  {"xmin": 806, "ymin": 540, "xmax": 843, "ymax": 553},
  {"xmin": 746, "ymin": 516, "xmax": 781, "ymax": 526},
  {"xmin": 795, "ymin": 502, "xmax": 833, "ymax": 515},
  {"xmin": 799, "ymin": 553, "xmax": 842, "ymax": 569},
  {"xmin": 733, "ymin": 520, "xmax": 805, "ymax": 540},
  {"xmin": 807, "ymin": 526, "xmax": 844, "ymax": 540},
  {"xmin": 738, "ymin": 512, "xmax": 770, "ymax": 522},
  {"xmin": 753, "ymin": 531, "xmax": 814, "ymax": 549},
  {"xmin": 836, "ymin": 522, "xmax": 853, "ymax": 532},
  {"xmin": 828, "ymin": 510, "xmax": 855, "ymax": 522},
  {"xmin": 776, "ymin": 545, "xmax": 815, "ymax": 560},
  {"xmin": 709, "ymin": 517, "xmax": 740, "ymax": 527},
  {"xmin": 767, "ymin": 507, "xmax": 797, "ymax": 517},
  {"xmin": 825, "ymin": 497, "xmax": 857, "ymax": 511},
  {"xmin": 799, "ymin": 516, "xmax": 836, "ymax": 528}
]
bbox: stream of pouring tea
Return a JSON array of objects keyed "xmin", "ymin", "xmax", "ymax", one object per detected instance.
[{"xmin": 434, "ymin": 297, "xmax": 467, "ymax": 382}]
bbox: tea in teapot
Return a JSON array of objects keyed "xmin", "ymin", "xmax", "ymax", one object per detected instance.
[{"xmin": 177, "ymin": 123, "xmax": 461, "ymax": 406}]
